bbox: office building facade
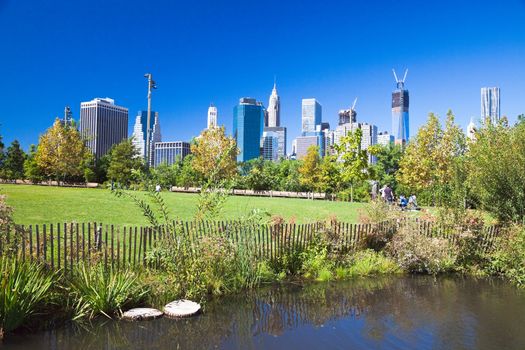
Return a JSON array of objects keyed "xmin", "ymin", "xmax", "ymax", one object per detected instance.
[
  {"xmin": 153, "ymin": 141, "xmax": 191, "ymax": 167},
  {"xmin": 264, "ymin": 126, "xmax": 287, "ymax": 159},
  {"xmin": 261, "ymin": 131, "xmax": 279, "ymax": 161},
  {"xmin": 295, "ymin": 133, "xmax": 325, "ymax": 159},
  {"xmin": 301, "ymin": 98, "xmax": 322, "ymax": 133},
  {"xmin": 80, "ymin": 98, "xmax": 128, "ymax": 160},
  {"xmin": 267, "ymin": 83, "xmax": 280, "ymax": 127},
  {"xmin": 481, "ymin": 87, "xmax": 500, "ymax": 125},
  {"xmin": 377, "ymin": 131, "xmax": 394, "ymax": 146},
  {"xmin": 207, "ymin": 104, "xmax": 218, "ymax": 129},
  {"xmin": 131, "ymin": 110, "xmax": 161, "ymax": 165},
  {"xmin": 392, "ymin": 72, "xmax": 409, "ymax": 144},
  {"xmin": 233, "ymin": 98, "xmax": 265, "ymax": 162}
]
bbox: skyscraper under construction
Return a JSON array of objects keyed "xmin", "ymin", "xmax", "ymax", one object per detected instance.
[{"xmin": 391, "ymin": 69, "xmax": 409, "ymax": 144}]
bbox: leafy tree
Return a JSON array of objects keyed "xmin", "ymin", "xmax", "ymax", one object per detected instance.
[
  {"xmin": 191, "ymin": 127, "xmax": 238, "ymax": 185},
  {"xmin": 397, "ymin": 111, "xmax": 466, "ymax": 206},
  {"xmin": 24, "ymin": 144, "xmax": 44, "ymax": 183},
  {"xmin": 151, "ymin": 161, "xmax": 181, "ymax": 189},
  {"xmin": 299, "ymin": 145, "xmax": 322, "ymax": 192},
  {"xmin": 106, "ymin": 138, "xmax": 143, "ymax": 187},
  {"xmin": 468, "ymin": 120, "xmax": 525, "ymax": 222},
  {"xmin": 177, "ymin": 155, "xmax": 201, "ymax": 188},
  {"xmin": 371, "ymin": 143, "xmax": 404, "ymax": 192},
  {"xmin": 2, "ymin": 140, "xmax": 26, "ymax": 180},
  {"xmin": 276, "ymin": 159, "xmax": 303, "ymax": 192},
  {"xmin": 318, "ymin": 155, "xmax": 341, "ymax": 194},
  {"xmin": 35, "ymin": 119, "xmax": 90, "ymax": 183},
  {"xmin": 0, "ymin": 134, "xmax": 4, "ymax": 175},
  {"xmin": 245, "ymin": 158, "xmax": 278, "ymax": 191},
  {"xmin": 334, "ymin": 128, "xmax": 374, "ymax": 202}
]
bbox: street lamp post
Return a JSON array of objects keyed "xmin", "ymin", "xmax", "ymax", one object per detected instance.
[{"xmin": 144, "ymin": 73, "xmax": 157, "ymax": 167}]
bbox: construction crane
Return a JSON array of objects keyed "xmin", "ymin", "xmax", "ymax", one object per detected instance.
[{"xmin": 392, "ymin": 69, "xmax": 408, "ymax": 88}]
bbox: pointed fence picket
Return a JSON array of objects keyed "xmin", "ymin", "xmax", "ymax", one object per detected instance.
[{"xmin": 0, "ymin": 219, "xmax": 502, "ymax": 271}]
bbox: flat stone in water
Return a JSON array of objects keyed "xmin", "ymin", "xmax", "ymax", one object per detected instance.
[
  {"xmin": 164, "ymin": 300, "xmax": 201, "ymax": 318},
  {"xmin": 121, "ymin": 308, "xmax": 163, "ymax": 321}
]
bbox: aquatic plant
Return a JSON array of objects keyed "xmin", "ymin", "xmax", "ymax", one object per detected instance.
[
  {"xmin": 0, "ymin": 257, "xmax": 56, "ymax": 338},
  {"xmin": 69, "ymin": 264, "xmax": 147, "ymax": 320}
]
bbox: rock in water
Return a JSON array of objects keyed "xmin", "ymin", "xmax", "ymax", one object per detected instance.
[
  {"xmin": 164, "ymin": 300, "xmax": 201, "ymax": 318},
  {"xmin": 122, "ymin": 308, "xmax": 163, "ymax": 321}
]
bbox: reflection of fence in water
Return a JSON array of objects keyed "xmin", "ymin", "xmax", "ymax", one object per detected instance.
[{"xmin": 0, "ymin": 219, "xmax": 501, "ymax": 271}]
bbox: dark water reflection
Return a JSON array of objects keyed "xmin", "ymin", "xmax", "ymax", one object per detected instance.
[{"xmin": 4, "ymin": 276, "xmax": 525, "ymax": 350}]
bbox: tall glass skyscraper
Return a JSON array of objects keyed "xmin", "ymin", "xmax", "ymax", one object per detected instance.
[
  {"xmin": 233, "ymin": 98, "xmax": 265, "ymax": 162},
  {"xmin": 301, "ymin": 98, "xmax": 322, "ymax": 133},
  {"xmin": 391, "ymin": 71, "xmax": 409, "ymax": 144},
  {"xmin": 481, "ymin": 87, "xmax": 500, "ymax": 125},
  {"xmin": 132, "ymin": 110, "xmax": 161, "ymax": 166}
]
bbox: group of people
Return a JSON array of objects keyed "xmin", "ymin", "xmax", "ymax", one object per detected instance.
[{"xmin": 371, "ymin": 181, "xmax": 419, "ymax": 210}]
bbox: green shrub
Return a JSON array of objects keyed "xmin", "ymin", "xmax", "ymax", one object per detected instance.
[
  {"xmin": 486, "ymin": 225, "xmax": 525, "ymax": 286},
  {"xmin": 337, "ymin": 250, "xmax": 401, "ymax": 279},
  {"xmin": 0, "ymin": 257, "xmax": 56, "ymax": 337},
  {"xmin": 388, "ymin": 225, "xmax": 457, "ymax": 274},
  {"xmin": 69, "ymin": 264, "xmax": 147, "ymax": 320}
]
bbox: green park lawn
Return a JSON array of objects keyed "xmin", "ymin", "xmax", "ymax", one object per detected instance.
[{"xmin": 1, "ymin": 184, "xmax": 366, "ymax": 226}]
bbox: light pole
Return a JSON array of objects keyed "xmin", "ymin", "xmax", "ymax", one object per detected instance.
[{"xmin": 144, "ymin": 73, "xmax": 157, "ymax": 167}]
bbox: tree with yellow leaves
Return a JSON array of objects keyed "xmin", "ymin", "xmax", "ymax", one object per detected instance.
[
  {"xmin": 191, "ymin": 126, "xmax": 238, "ymax": 185},
  {"xmin": 35, "ymin": 119, "xmax": 90, "ymax": 183}
]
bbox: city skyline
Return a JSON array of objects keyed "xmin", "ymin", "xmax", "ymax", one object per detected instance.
[{"xmin": 1, "ymin": 0, "xmax": 525, "ymax": 152}]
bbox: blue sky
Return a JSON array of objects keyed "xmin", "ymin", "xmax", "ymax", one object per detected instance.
[{"xmin": 1, "ymin": 0, "xmax": 525, "ymax": 151}]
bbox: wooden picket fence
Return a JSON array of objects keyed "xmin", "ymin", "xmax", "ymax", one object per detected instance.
[{"xmin": 0, "ymin": 219, "xmax": 502, "ymax": 271}]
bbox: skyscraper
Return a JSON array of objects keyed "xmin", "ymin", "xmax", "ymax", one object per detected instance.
[
  {"xmin": 233, "ymin": 98, "xmax": 265, "ymax": 162},
  {"xmin": 391, "ymin": 69, "xmax": 409, "ymax": 144},
  {"xmin": 264, "ymin": 126, "xmax": 287, "ymax": 159},
  {"xmin": 267, "ymin": 82, "xmax": 280, "ymax": 127},
  {"xmin": 80, "ymin": 98, "xmax": 128, "ymax": 160},
  {"xmin": 377, "ymin": 132, "xmax": 394, "ymax": 146},
  {"xmin": 261, "ymin": 131, "xmax": 279, "ymax": 161},
  {"xmin": 301, "ymin": 98, "xmax": 322, "ymax": 133},
  {"xmin": 207, "ymin": 104, "xmax": 218, "ymax": 129},
  {"xmin": 154, "ymin": 141, "xmax": 191, "ymax": 167},
  {"xmin": 360, "ymin": 123, "xmax": 378, "ymax": 164},
  {"xmin": 481, "ymin": 87, "xmax": 500, "ymax": 125},
  {"xmin": 132, "ymin": 110, "xmax": 161, "ymax": 165}
]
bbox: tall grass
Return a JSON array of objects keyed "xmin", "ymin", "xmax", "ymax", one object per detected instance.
[
  {"xmin": 69, "ymin": 264, "xmax": 147, "ymax": 320},
  {"xmin": 0, "ymin": 257, "xmax": 56, "ymax": 337}
]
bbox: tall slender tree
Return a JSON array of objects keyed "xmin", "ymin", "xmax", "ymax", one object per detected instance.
[{"xmin": 3, "ymin": 140, "xmax": 26, "ymax": 180}]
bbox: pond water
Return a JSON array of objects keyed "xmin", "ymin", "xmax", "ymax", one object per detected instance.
[{"xmin": 4, "ymin": 276, "xmax": 525, "ymax": 350}]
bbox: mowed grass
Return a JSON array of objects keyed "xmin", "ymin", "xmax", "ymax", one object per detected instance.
[{"xmin": 1, "ymin": 184, "xmax": 365, "ymax": 226}]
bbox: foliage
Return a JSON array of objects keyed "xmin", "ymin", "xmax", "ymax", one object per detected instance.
[
  {"xmin": 0, "ymin": 195, "xmax": 14, "ymax": 227},
  {"xmin": 467, "ymin": 120, "xmax": 525, "ymax": 223},
  {"xmin": 1, "ymin": 140, "xmax": 26, "ymax": 181},
  {"xmin": 35, "ymin": 119, "xmax": 90, "ymax": 183},
  {"xmin": 371, "ymin": 143, "xmax": 403, "ymax": 192},
  {"xmin": 298, "ymin": 145, "xmax": 322, "ymax": 192},
  {"xmin": 106, "ymin": 138, "xmax": 143, "ymax": 187},
  {"xmin": 334, "ymin": 128, "xmax": 375, "ymax": 201},
  {"xmin": 397, "ymin": 111, "xmax": 467, "ymax": 206},
  {"xmin": 0, "ymin": 257, "xmax": 57, "ymax": 337},
  {"xmin": 191, "ymin": 127, "xmax": 238, "ymax": 185},
  {"xmin": 151, "ymin": 162, "xmax": 181, "ymax": 189},
  {"xmin": 242, "ymin": 158, "xmax": 278, "ymax": 191},
  {"xmin": 177, "ymin": 154, "xmax": 201, "ymax": 188},
  {"xmin": 486, "ymin": 225, "xmax": 525, "ymax": 286},
  {"xmin": 23, "ymin": 145, "xmax": 44, "ymax": 184},
  {"xmin": 388, "ymin": 224, "xmax": 458, "ymax": 274},
  {"xmin": 0, "ymin": 134, "xmax": 4, "ymax": 173},
  {"xmin": 335, "ymin": 250, "xmax": 400, "ymax": 279},
  {"xmin": 69, "ymin": 264, "xmax": 146, "ymax": 320},
  {"xmin": 318, "ymin": 155, "xmax": 341, "ymax": 194}
]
